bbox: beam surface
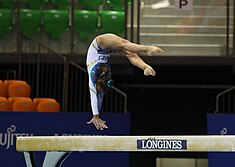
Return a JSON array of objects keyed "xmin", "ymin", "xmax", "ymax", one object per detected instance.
[{"xmin": 16, "ymin": 135, "xmax": 235, "ymax": 152}]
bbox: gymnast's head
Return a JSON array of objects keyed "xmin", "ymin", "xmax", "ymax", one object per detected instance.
[{"xmin": 92, "ymin": 63, "xmax": 114, "ymax": 93}]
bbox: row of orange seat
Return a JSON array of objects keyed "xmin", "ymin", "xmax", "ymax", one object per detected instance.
[
  {"xmin": 0, "ymin": 96, "xmax": 60, "ymax": 112},
  {"xmin": 0, "ymin": 80, "xmax": 60, "ymax": 112},
  {"xmin": 0, "ymin": 80, "xmax": 31, "ymax": 97}
]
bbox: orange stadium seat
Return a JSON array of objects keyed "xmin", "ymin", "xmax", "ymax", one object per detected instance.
[
  {"xmin": 4, "ymin": 80, "xmax": 28, "ymax": 87},
  {"xmin": 0, "ymin": 80, "xmax": 8, "ymax": 97},
  {"xmin": 8, "ymin": 82, "xmax": 31, "ymax": 97},
  {"xmin": 8, "ymin": 97, "xmax": 32, "ymax": 104},
  {"xmin": 33, "ymin": 97, "xmax": 57, "ymax": 107},
  {"xmin": 0, "ymin": 96, "xmax": 11, "ymax": 111},
  {"xmin": 8, "ymin": 97, "xmax": 33, "ymax": 110},
  {"xmin": 4, "ymin": 80, "xmax": 29, "ymax": 97},
  {"xmin": 37, "ymin": 100, "xmax": 60, "ymax": 112},
  {"xmin": 12, "ymin": 100, "xmax": 35, "ymax": 112}
]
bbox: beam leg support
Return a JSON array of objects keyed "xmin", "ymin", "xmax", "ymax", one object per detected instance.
[
  {"xmin": 42, "ymin": 151, "xmax": 72, "ymax": 167},
  {"xmin": 23, "ymin": 151, "xmax": 71, "ymax": 167},
  {"xmin": 23, "ymin": 152, "xmax": 36, "ymax": 167}
]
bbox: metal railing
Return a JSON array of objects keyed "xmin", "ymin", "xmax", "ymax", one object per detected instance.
[
  {"xmin": 18, "ymin": 35, "xmax": 128, "ymax": 113},
  {"xmin": 4, "ymin": 0, "xmax": 130, "ymax": 113},
  {"xmin": 215, "ymin": 85, "xmax": 235, "ymax": 113},
  {"xmin": 0, "ymin": 70, "xmax": 16, "ymax": 80},
  {"xmin": 226, "ymin": 0, "xmax": 235, "ymax": 56},
  {"xmin": 66, "ymin": 61, "xmax": 89, "ymax": 112},
  {"xmin": 18, "ymin": 35, "xmax": 67, "ymax": 111}
]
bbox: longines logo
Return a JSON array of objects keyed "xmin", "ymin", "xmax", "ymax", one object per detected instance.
[{"xmin": 137, "ymin": 138, "xmax": 187, "ymax": 150}]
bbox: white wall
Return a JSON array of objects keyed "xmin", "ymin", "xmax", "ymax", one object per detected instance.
[{"xmin": 156, "ymin": 158, "xmax": 208, "ymax": 167}]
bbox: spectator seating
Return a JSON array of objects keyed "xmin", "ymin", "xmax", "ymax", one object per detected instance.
[
  {"xmin": 99, "ymin": 10, "xmax": 125, "ymax": 36},
  {"xmin": 8, "ymin": 97, "xmax": 35, "ymax": 112},
  {"xmin": 8, "ymin": 97, "xmax": 32, "ymax": 106},
  {"xmin": 37, "ymin": 100, "xmax": 60, "ymax": 112},
  {"xmin": 11, "ymin": 99, "xmax": 35, "ymax": 112},
  {"xmin": 4, "ymin": 80, "xmax": 31, "ymax": 97},
  {"xmin": 0, "ymin": 9, "xmax": 12, "ymax": 38},
  {"xmin": 0, "ymin": 96, "xmax": 11, "ymax": 111},
  {"xmin": 22, "ymin": 0, "xmax": 47, "ymax": 9},
  {"xmin": 19, "ymin": 9, "xmax": 41, "ymax": 36},
  {"xmin": 7, "ymin": 82, "xmax": 31, "ymax": 97},
  {"xmin": 74, "ymin": 10, "xmax": 98, "ymax": 41},
  {"xmin": 42, "ymin": 9, "xmax": 69, "ymax": 40},
  {"xmin": 0, "ymin": 0, "xmax": 15, "ymax": 8},
  {"xmin": 0, "ymin": 80, "xmax": 61, "ymax": 112},
  {"xmin": 107, "ymin": 0, "xmax": 125, "ymax": 11},
  {"xmin": 0, "ymin": 80, "xmax": 8, "ymax": 97},
  {"xmin": 33, "ymin": 98, "xmax": 60, "ymax": 112},
  {"xmin": 8, "ymin": 97, "xmax": 60, "ymax": 112},
  {"xmin": 33, "ymin": 97, "xmax": 56, "ymax": 107},
  {"xmin": 78, "ymin": 0, "xmax": 103, "ymax": 10},
  {"xmin": 51, "ymin": 0, "xmax": 70, "ymax": 9},
  {"xmin": 4, "ymin": 80, "xmax": 28, "ymax": 87}
]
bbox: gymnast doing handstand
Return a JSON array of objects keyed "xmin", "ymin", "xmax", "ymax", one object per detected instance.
[{"xmin": 86, "ymin": 33, "xmax": 164, "ymax": 130}]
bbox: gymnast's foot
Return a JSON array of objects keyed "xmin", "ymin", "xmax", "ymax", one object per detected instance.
[{"xmin": 147, "ymin": 46, "xmax": 164, "ymax": 56}]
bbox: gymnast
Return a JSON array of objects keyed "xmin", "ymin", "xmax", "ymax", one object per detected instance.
[{"xmin": 86, "ymin": 33, "xmax": 164, "ymax": 130}]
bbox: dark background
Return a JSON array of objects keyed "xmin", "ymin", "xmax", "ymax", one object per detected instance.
[
  {"xmin": 109, "ymin": 56, "xmax": 235, "ymax": 167},
  {"xmin": 1, "ymin": 55, "xmax": 235, "ymax": 167}
]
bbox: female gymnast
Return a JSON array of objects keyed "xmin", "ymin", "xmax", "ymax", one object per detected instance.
[{"xmin": 86, "ymin": 33, "xmax": 164, "ymax": 130}]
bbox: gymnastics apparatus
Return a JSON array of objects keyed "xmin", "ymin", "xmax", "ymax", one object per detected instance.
[{"xmin": 16, "ymin": 135, "xmax": 235, "ymax": 167}]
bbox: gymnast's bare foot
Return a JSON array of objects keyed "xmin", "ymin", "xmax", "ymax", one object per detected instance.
[{"xmin": 147, "ymin": 46, "xmax": 164, "ymax": 56}]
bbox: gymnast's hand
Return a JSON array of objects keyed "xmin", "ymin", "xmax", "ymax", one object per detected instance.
[
  {"xmin": 87, "ymin": 115, "xmax": 108, "ymax": 130},
  {"xmin": 144, "ymin": 65, "xmax": 156, "ymax": 76}
]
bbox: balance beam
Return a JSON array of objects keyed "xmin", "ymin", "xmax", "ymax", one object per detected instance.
[
  {"xmin": 16, "ymin": 135, "xmax": 235, "ymax": 167},
  {"xmin": 17, "ymin": 135, "xmax": 235, "ymax": 152}
]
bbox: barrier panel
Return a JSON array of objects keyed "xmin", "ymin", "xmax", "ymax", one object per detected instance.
[
  {"xmin": 0, "ymin": 112, "xmax": 130, "ymax": 167},
  {"xmin": 207, "ymin": 114, "xmax": 235, "ymax": 167}
]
